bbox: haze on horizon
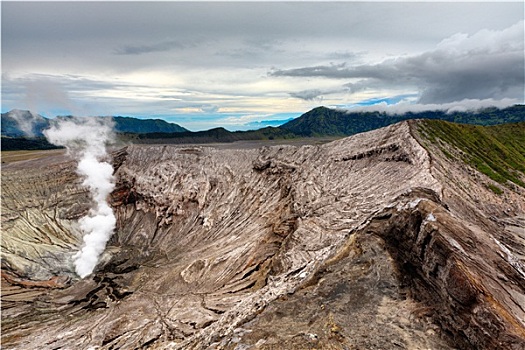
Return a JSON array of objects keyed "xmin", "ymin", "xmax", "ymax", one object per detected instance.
[{"xmin": 1, "ymin": 1, "xmax": 524, "ymax": 131}]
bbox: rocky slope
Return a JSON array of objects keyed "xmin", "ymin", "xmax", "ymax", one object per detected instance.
[{"xmin": 1, "ymin": 120, "xmax": 524, "ymax": 349}]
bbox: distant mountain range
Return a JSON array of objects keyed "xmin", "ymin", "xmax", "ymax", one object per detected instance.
[
  {"xmin": 279, "ymin": 105, "xmax": 525, "ymax": 137},
  {"xmin": 126, "ymin": 104, "xmax": 525, "ymax": 144},
  {"xmin": 1, "ymin": 110, "xmax": 188, "ymax": 138},
  {"xmin": 2, "ymin": 105, "xmax": 525, "ymax": 150}
]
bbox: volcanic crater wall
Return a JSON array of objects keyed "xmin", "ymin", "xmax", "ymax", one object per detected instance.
[{"xmin": 1, "ymin": 121, "xmax": 525, "ymax": 349}]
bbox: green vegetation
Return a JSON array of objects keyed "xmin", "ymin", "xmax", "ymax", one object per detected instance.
[
  {"xmin": 439, "ymin": 146, "xmax": 454, "ymax": 160},
  {"xmin": 486, "ymin": 183, "xmax": 504, "ymax": 195},
  {"xmin": 417, "ymin": 120, "xmax": 525, "ymax": 188}
]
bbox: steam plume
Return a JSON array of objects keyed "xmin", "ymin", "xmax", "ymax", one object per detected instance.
[
  {"xmin": 44, "ymin": 117, "xmax": 116, "ymax": 278},
  {"xmin": 5, "ymin": 109, "xmax": 48, "ymax": 137}
]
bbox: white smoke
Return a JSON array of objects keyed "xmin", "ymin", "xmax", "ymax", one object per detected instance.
[{"xmin": 44, "ymin": 117, "xmax": 116, "ymax": 278}]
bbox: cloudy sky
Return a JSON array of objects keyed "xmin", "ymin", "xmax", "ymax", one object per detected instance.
[{"xmin": 2, "ymin": 1, "xmax": 524, "ymax": 131}]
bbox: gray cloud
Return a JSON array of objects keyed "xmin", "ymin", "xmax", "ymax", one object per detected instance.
[
  {"xmin": 215, "ymin": 38, "xmax": 286, "ymax": 63},
  {"xmin": 200, "ymin": 105, "xmax": 220, "ymax": 113},
  {"xmin": 114, "ymin": 40, "xmax": 190, "ymax": 55},
  {"xmin": 273, "ymin": 21, "xmax": 524, "ymax": 104},
  {"xmin": 289, "ymin": 87, "xmax": 350, "ymax": 101},
  {"xmin": 3, "ymin": 2, "xmax": 522, "ymax": 44},
  {"xmin": 4, "ymin": 2, "xmax": 523, "ymax": 72},
  {"xmin": 271, "ymin": 63, "xmax": 351, "ymax": 79},
  {"xmin": 343, "ymin": 80, "xmax": 376, "ymax": 94},
  {"xmin": 324, "ymin": 51, "xmax": 363, "ymax": 61},
  {"xmin": 2, "ymin": 2, "xmax": 524, "ymax": 129},
  {"xmin": 346, "ymin": 98, "xmax": 521, "ymax": 115},
  {"xmin": 289, "ymin": 89, "xmax": 324, "ymax": 101}
]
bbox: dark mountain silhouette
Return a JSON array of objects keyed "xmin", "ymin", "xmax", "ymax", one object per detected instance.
[
  {"xmin": 1, "ymin": 110, "xmax": 189, "ymax": 150},
  {"xmin": 1, "ymin": 110, "xmax": 49, "ymax": 137},
  {"xmin": 111, "ymin": 116, "xmax": 188, "ymax": 133},
  {"xmin": 279, "ymin": 105, "xmax": 525, "ymax": 137},
  {"xmin": 122, "ymin": 126, "xmax": 297, "ymax": 144},
  {"xmin": 1, "ymin": 110, "xmax": 188, "ymax": 137},
  {"xmin": 126, "ymin": 104, "xmax": 525, "ymax": 144}
]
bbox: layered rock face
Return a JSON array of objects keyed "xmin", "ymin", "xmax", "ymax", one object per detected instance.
[{"xmin": 1, "ymin": 121, "xmax": 524, "ymax": 349}]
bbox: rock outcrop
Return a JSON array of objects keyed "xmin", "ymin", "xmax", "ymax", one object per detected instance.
[{"xmin": 2, "ymin": 120, "xmax": 524, "ymax": 349}]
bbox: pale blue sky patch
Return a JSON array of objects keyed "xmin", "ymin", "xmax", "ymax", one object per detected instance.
[{"xmin": 160, "ymin": 112, "xmax": 300, "ymax": 131}]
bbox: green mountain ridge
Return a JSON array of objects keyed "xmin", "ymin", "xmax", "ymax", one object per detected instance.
[
  {"xmin": 2, "ymin": 105, "xmax": 525, "ymax": 150},
  {"xmin": 1, "ymin": 110, "xmax": 189, "ymax": 137},
  {"xmin": 122, "ymin": 104, "xmax": 525, "ymax": 145},
  {"xmin": 111, "ymin": 116, "xmax": 188, "ymax": 133},
  {"xmin": 279, "ymin": 105, "xmax": 525, "ymax": 137}
]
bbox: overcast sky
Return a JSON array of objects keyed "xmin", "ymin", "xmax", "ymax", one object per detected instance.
[{"xmin": 2, "ymin": 1, "xmax": 524, "ymax": 131}]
